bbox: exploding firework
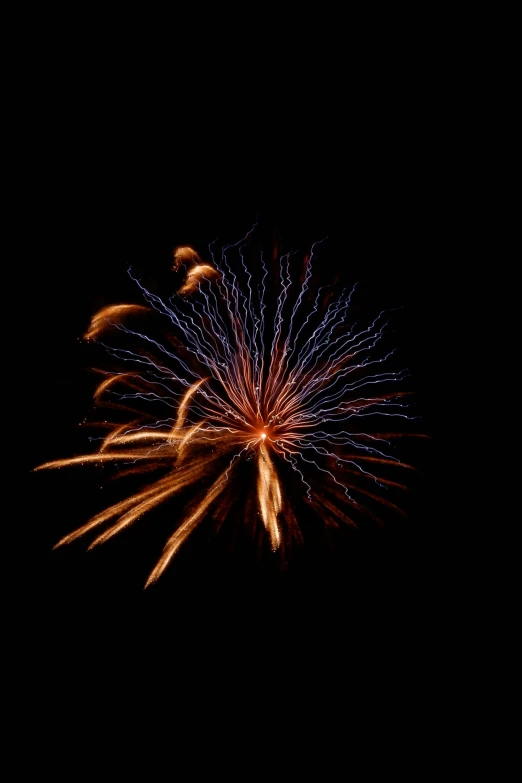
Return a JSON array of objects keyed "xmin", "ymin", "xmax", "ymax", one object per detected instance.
[{"xmin": 36, "ymin": 223, "xmax": 422, "ymax": 587}]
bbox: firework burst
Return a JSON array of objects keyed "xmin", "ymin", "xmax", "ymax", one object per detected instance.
[{"xmin": 36, "ymin": 223, "xmax": 422, "ymax": 587}]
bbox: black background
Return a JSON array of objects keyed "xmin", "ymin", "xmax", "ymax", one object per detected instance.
[{"xmin": 24, "ymin": 89, "xmax": 447, "ymax": 720}]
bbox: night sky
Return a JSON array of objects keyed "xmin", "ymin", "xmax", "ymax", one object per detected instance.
[{"xmin": 26, "ymin": 130, "xmax": 444, "ymax": 712}]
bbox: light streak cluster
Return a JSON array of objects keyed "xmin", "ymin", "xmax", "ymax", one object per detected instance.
[{"xmin": 36, "ymin": 224, "xmax": 420, "ymax": 586}]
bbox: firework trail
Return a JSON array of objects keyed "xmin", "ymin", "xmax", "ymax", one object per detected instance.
[{"xmin": 36, "ymin": 223, "xmax": 421, "ymax": 587}]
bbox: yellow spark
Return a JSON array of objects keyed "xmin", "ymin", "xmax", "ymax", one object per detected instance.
[
  {"xmin": 144, "ymin": 465, "xmax": 232, "ymax": 587},
  {"xmin": 172, "ymin": 246, "xmax": 203, "ymax": 269},
  {"xmin": 257, "ymin": 439, "xmax": 282, "ymax": 551},
  {"xmin": 84, "ymin": 305, "xmax": 149, "ymax": 340},
  {"xmin": 178, "ymin": 264, "xmax": 220, "ymax": 295}
]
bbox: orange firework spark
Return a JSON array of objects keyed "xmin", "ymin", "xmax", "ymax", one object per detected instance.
[{"xmin": 36, "ymin": 224, "xmax": 422, "ymax": 587}]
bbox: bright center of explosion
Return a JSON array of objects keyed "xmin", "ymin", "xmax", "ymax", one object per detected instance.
[{"xmin": 257, "ymin": 425, "xmax": 276, "ymax": 443}]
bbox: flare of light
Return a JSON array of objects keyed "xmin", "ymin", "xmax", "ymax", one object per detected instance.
[{"xmin": 35, "ymin": 223, "xmax": 424, "ymax": 586}]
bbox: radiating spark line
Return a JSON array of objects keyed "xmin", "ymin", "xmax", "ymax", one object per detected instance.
[{"xmin": 36, "ymin": 224, "xmax": 424, "ymax": 586}]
